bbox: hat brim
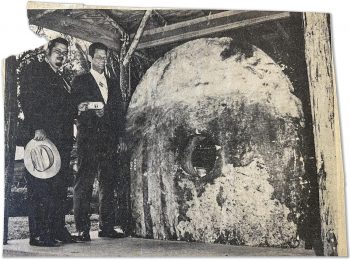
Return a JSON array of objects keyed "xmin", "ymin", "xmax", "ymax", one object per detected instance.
[{"xmin": 24, "ymin": 138, "xmax": 61, "ymax": 179}]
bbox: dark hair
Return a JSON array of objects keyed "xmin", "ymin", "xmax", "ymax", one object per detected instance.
[
  {"xmin": 47, "ymin": 37, "xmax": 69, "ymax": 53},
  {"xmin": 89, "ymin": 42, "xmax": 108, "ymax": 57}
]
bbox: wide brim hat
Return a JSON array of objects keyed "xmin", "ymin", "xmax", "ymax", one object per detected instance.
[{"xmin": 24, "ymin": 138, "xmax": 61, "ymax": 179}]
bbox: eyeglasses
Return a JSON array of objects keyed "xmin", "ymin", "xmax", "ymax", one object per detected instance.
[
  {"xmin": 94, "ymin": 56, "xmax": 108, "ymax": 61},
  {"xmin": 52, "ymin": 49, "xmax": 68, "ymax": 57}
]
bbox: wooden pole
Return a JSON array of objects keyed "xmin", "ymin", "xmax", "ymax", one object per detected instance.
[
  {"xmin": 123, "ymin": 10, "xmax": 152, "ymax": 67},
  {"xmin": 303, "ymin": 13, "xmax": 347, "ymax": 256},
  {"xmin": 117, "ymin": 32, "xmax": 132, "ymax": 235},
  {"xmin": 119, "ymin": 37, "xmax": 129, "ymax": 103},
  {"xmin": 3, "ymin": 56, "xmax": 18, "ymax": 244}
]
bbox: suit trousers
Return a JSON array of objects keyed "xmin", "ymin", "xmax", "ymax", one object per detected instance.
[
  {"xmin": 73, "ymin": 145, "xmax": 121, "ymax": 233},
  {"xmin": 27, "ymin": 143, "xmax": 72, "ymax": 240}
]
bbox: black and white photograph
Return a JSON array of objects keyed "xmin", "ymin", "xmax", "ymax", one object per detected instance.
[{"xmin": 1, "ymin": 0, "xmax": 348, "ymax": 257}]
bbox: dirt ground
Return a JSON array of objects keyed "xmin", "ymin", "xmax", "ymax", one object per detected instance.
[{"xmin": 7, "ymin": 214, "xmax": 99, "ymax": 240}]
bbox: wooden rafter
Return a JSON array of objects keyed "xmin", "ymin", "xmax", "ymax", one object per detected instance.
[
  {"xmin": 29, "ymin": 13, "xmax": 121, "ymax": 50},
  {"xmin": 123, "ymin": 10, "xmax": 152, "ymax": 66},
  {"xmin": 29, "ymin": 9, "xmax": 58, "ymax": 22},
  {"xmin": 140, "ymin": 10, "xmax": 248, "ymax": 37},
  {"xmin": 152, "ymin": 10, "xmax": 167, "ymax": 26},
  {"xmin": 97, "ymin": 10, "xmax": 126, "ymax": 35},
  {"xmin": 134, "ymin": 11, "xmax": 291, "ymax": 50}
]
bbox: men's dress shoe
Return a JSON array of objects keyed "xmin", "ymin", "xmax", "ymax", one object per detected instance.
[
  {"xmin": 57, "ymin": 236, "xmax": 77, "ymax": 244},
  {"xmin": 55, "ymin": 228, "xmax": 77, "ymax": 243},
  {"xmin": 121, "ymin": 228, "xmax": 133, "ymax": 237},
  {"xmin": 29, "ymin": 238, "xmax": 60, "ymax": 247},
  {"xmin": 76, "ymin": 231, "xmax": 91, "ymax": 242},
  {"xmin": 98, "ymin": 230, "xmax": 125, "ymax": 238}
]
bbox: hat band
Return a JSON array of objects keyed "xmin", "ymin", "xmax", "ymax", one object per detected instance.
[{"xmin": 30, "ymin": 145, "xmax": 55, "ymax": 172}]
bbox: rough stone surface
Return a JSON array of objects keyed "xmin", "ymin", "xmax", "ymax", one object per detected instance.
[{"xmin": 126, "ymin": 37, "xmax": 307, "ymax": 247}]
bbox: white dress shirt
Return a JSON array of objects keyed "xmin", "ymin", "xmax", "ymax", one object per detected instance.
[{"xmin": 90, "ymin": 68, "xmax": 108, "ymax": 103}]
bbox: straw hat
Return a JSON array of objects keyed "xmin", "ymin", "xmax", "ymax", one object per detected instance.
[{"xmin": 24, "ymin": 138, "xmax": 61, "ymax": 179}]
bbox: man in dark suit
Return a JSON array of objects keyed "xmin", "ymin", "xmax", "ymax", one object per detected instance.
[
  {"xmin": 72, "ymin": 42, "xmax": 127, "ymax": 241},
  {"xmin": 20, "ymin": 37, "xmax": 76, "ymax": 246}
]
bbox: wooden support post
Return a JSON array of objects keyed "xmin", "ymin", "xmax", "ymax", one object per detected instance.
[
  {"xmin": 303, "ymin": 13, "xmax": 347, "ymax": 256},
  {"xmin": 123, "ymin": 10, "xmax": 152, "ymax": 67},
  {"xmin": 117, "ymin": 36, "xmax": 132, "ymax": 235},
  {"xmin": 3, "ymin": 56, "xmax": 18, "ymax": 245},
  {"xmin": 119, "ymin": 38, "xmax": 130, "ymax": 104}
]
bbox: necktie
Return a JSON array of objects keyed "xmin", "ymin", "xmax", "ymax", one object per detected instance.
[{"xmin": 56, "ymin": 71, "xmax": 71, "ymax": 93}]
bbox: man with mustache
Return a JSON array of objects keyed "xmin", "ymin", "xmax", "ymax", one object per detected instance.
[
  {"xmin": 72, "ymin": 42, "xmax": 127, "ymax": 241},
  {"xmin": 20, "ymin": 37, "xmax": 76, "ymax": 246}
]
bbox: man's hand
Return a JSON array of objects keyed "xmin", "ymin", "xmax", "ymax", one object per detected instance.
[
  {"xmin": 78, "ymin": 102, "xmax": 89, "ymax": 112},
  {"xmin": 34, "ymin": 129, "xmax": 47, "ymax": 141},
  {"xmin": 95, "ymin": 108, "xmax": 104, "ymax": 118},
  {"xmin": 117, "ymin": 137, "xmax": 127, "ymax": 153}
]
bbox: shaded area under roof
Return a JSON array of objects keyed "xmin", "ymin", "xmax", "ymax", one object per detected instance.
[{"xmin": 27, "ymin": 8, "xmax": 291, "ymax": 52}]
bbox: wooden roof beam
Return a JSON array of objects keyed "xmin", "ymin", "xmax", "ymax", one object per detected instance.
[
  {"xmin": 139, "ymin": 10, "xmax": 248, "ymax": 37},
  {"xmin": 152, "ymin": 10, "xmax": 167, "ymax": 26},
  {"xmin": 135, "ymin": 11, "xmax": 291, "ymax": 50},
  {"xmin": 97, "ymin": 10, "xmax": 126, "ymax": 36},
  {"xmin": 29, "ymin": 13, "xmax": 121, "ymax": 51},
  {"xmin": 29, "ymin": 9, "xmax": 58, "ymax": 22}
]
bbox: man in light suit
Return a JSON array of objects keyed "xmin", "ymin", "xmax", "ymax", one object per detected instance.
[{"xmin": 72, "ymin": 42, "xmax": 128, "ymax": 241}]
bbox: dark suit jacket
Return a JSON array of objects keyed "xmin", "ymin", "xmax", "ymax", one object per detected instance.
[
  {"xmin": 71, "ymin": 72, "xmax": 125, "ymax": 156},
  {"xmin": 20, "ymin": 59, "xmax": 75, "ymax": 148}
]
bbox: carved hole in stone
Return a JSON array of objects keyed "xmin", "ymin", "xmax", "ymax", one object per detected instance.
[{"xmin": 181, "ymin": 135, "xmax": 217, "ymax": 178}]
